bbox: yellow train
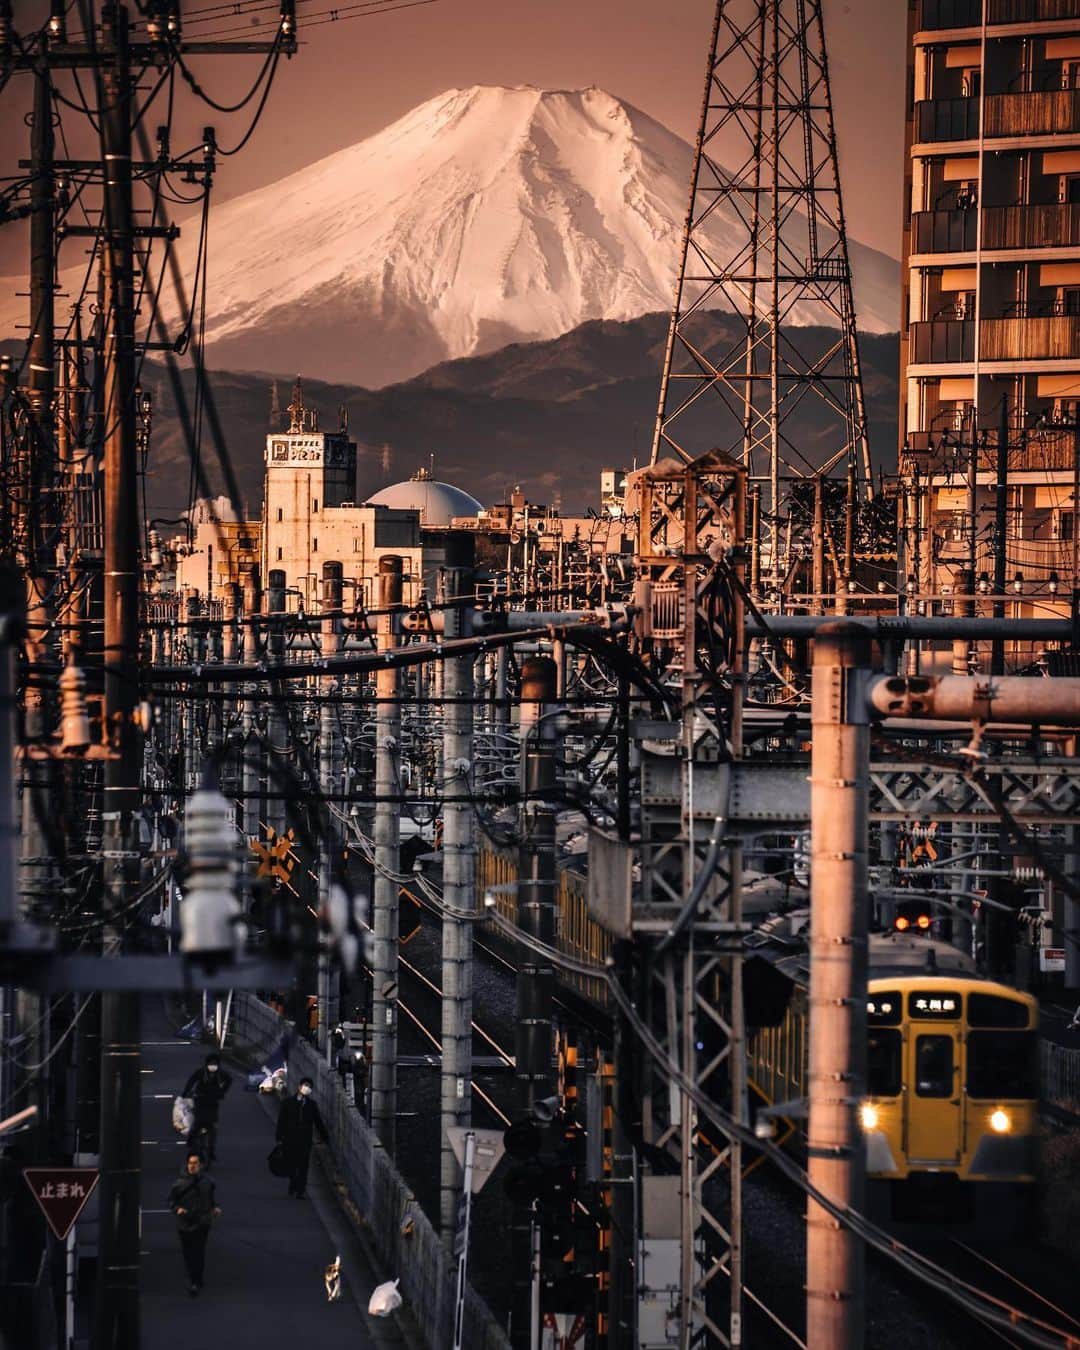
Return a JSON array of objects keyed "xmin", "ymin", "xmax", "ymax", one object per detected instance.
[{"xmin": 748, "ymin": 936, "xmax": 1039, "ymax": 1234}]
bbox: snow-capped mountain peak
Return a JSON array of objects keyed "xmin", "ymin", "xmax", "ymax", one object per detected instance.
[{"xmin": 1, "ymin": 84, "xmax": 899, "ymax": 386}]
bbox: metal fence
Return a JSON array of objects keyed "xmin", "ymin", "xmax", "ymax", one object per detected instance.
[
  {"xmin": 232, "ymin": 995, "xmax": 509, "ymax": 1350},
  {"xmin": 1042, "ymin": 1039, "xmax": 1080, "ymax": 1115},
  {"xmin": 229, "ymin": 991, "xmax": 288, "ymax": 1061}
]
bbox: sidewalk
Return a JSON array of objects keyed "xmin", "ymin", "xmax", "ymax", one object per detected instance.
[{"xmin": 139, "ymin": 999, "xmax": 406, "ymax": 1347}]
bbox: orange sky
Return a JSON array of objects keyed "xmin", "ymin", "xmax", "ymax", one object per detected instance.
[{"xmin": 0, "ymin": 0, "xmax": 907, "ymax": 273}]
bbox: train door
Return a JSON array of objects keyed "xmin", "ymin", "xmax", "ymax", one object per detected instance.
[{"xmin": 905, "ymin": 1025, "xmax": 962, "ymax": 1164}]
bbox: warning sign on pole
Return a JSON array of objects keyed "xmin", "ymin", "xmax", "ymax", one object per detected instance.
[{"xmin": 23, "ymin": 1168, "xmax": 99, "ymax": 1240}]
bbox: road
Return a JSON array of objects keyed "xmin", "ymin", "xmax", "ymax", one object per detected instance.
[{"xmin": 138, "ymin": 1000, "xmax": 406, "ymax": 1348}]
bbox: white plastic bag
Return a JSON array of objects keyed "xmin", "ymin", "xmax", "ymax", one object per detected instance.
[
  {"xmin": 259, "ymin": 1065, "xmax": 288, "ymax": 1096},
  {"xmin": 172, "ymin": 1096, "xmax": 194, "ymax": 1135},
  {"xmin": 368, "ymin": 1278, "xmax": 402, "ymax": 1317}
]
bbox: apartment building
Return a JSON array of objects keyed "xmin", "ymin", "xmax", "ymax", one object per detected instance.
[{"xmin": 900, "ymin": 0, "xmax": 1080, "ymax": 665}]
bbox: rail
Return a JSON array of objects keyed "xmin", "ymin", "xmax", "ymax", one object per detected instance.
[{"xmin": 230, "ymin": 995, "xmax": 510, "ymax": 1350}]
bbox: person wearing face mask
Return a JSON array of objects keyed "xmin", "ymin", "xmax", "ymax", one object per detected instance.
[
  {"xmin": 169, "ymin": 1152, "xmax": 222, "ymax": 1295},
  {"xmin": 275, "ymin": 1076, "xmax": 328, "ymax": 1198},
  {"xmin": 182, "ymin": 1052, "xmax": 233, "ymax": 1164}
]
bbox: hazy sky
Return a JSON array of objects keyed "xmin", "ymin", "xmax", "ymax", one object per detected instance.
[
  {"xmin": 0, "ymin": 0, "xmax": 907, "ymax": 272},
  {"xmin": 211, "ymin": 0, "xmax": 907, "ymax": 255}
]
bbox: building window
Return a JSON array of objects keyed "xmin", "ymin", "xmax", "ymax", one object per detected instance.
[
  {"xmin": 1060, "ymin": 512, "xmax": 1074, "ymax": 544},
  {"xmin": 277, "ymin": 507, "xmax": 283, "ymax": 522},
  {"xmin": 353, "ymin": 537, "xmax": 360, "ymax": 552},
  {"xmin": 313, "ymin": 537, "xmax": 318, "ymax": 552},
  {"xmin": 313, "ymin": 498, "xmax": 319, "ymax": 513},
  {"xmin": 276, "ymin": 547, "xmax": 283, "ymax": 561}
]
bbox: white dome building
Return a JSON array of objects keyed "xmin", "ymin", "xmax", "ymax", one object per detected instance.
[{"xmin": 367, "ymin": 469, "xmax": 482, "ymax": 526}]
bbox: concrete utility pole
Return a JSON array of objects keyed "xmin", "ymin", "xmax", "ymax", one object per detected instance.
[
  {"xmin": 511, "ymin": 654, "xmax": 558, "ymax": 1348},
  {"xmin": 241, "ymin": 566, "xmax": 261, "ymax": 840},
  {"xmin": 991, "ymin": 395, "xmax": 1010, "ymax": 677},
  {"xmin": 806, "ymin": 622, "xmax": 870, "ymax": 1350},
  {"xmin": 95, "ymin": 7, "xmax": 143, "ymax": 1345},
  {"xmin": 265, "ymin": 569, "xmax": 287, "ymax": 846},
  {"xmin": 371, "ymin": 554, "xmax": 403, "ymax": 1152},
  {"xmin": 515, "ymin": 654, "xmax": 558, "ymax": 1113},
  {"xmin": 18, "ymin": 54, "xmax": 58, "ymax": 1155},
  {"xmin": 318, "ymin": 562, "xmax": 343, "ymax": 1054},
  {"xmin": 440, "ymin": 534, "xmax": 477, "ymax": 1244}
]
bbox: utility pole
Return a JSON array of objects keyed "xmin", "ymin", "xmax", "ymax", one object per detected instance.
[
  {"xmin": 95, "ymin": 7, "xmax": 143, "ymax": 1346},
  {"xmin": 318, "ymin": 561, "xmax": 343, "ymax": 1054},
  {"xmin": 241, "ymin": 565, "xmax": 261, "ymax": 840},
  {"xmin": 265, "ymin": 569, "xmax": 287, "ymax": 845},
  {"xmin": 18, "ymin": 44, "xmax": 58, "ymax": 1147},
  {"xmin": 440, "ymin": 534, "xmax": 477, "ymax": 1244},
  {"xmin": 371, "ymin": 554, "xmax": 403, "ymax": 1152},
  {"xmin": 812, "ymin": 474, "xmax": 826, "ymax": 613},
  {"xmin": 511, "ymin": 655, "xmax": 558, "ymax": 1347},
  {"xmin": 805, "ymin": 622, "xmax": 869, "ymax": 1350},
  {"xmin": 991, "ymin": 395, "xmax": 1009, "ymax": 677}
]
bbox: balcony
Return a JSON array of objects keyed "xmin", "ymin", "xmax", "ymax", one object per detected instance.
[
  {"xmin": 984, "ymin": 90, "xmax": 1080, "ymax": 137},
  {"xmin": 920, "ymin": 0, "xmax": 980, "ymax": 25},
  {"xmin": 904, "ymin": 427, "xmax": 1078, "ymax": 474},
  {"xmin": 911, "ymin": 208, "xmax": 978, "ymax": 253},
  {"xmin": 981, "ymin": 313, "xmax": 1080, "ymax": 359},
  {"xmin": 921, "ymin": 0, "xmax": 1080, "ymax": 27},
  {"xmin": 914, "ymin": 98, "xmax": 980, "ymax": 143},
  {"xmin": 987, "ymin": 0, "xmax": 1080, "ymax": 20},
  {"xmin": 910, "ymin": 318, "xmax": 976, "ymax": 363},
  {"xmin": 982, "ymin": 202, "xmax": 1080, "ymax": 249}
]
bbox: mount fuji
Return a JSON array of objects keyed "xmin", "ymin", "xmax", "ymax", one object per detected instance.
[{"xmin": 1, "ymin": 85, "xmax": 900, "ymax": 386}]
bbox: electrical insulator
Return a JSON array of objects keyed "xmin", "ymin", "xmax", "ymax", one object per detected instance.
[
  {"xmin": 166, "ymin": 1, "xmax": 180, "ymax": 38},
  {"xmin": 59, "ymin": 657, "xmax": 91, "ymax": 754},
  {"xmin": 180, "ymin": 774, "xmax": 241, "ymax": 960},
  {"xmin": 279, "ymin": 0, "xmax": 296, "ymax": 39},
  {"xmin": 148, "ymin": 529, "xmax": 163, "ymax": 569}
]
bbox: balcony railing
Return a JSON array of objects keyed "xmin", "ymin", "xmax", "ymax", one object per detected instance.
[
  {"xmin": 982, "ymin": 202, "xmax": 1080, "ymax": 249},
  {"xmin": 921, "ymin": 0, "xmax": 1080, "ymax": 28},
  {"xmin": 988, "ymin": 0, "xmax": 1080, "ymax": 20},
  {"xmin": 981, "ymin": 314, "xmax": 1080, "ymax": 359},
  {"xmin": 904, "ymin": 427, "xmax": 1078, "ymax": 474},
  {"xmin": 911, "ymin": 208, "xmax": 979, "ymax": 253},
  {"xmin": 910, "ymin": 318, "xmax": 976, "ymax": 363},
  {"xmin": 984, "ymin": 90, "xmax": 1080, "ymax": 137},
  {"xmin": 914, "ymin": 97, "xmax": 980, "ymax": 143}
]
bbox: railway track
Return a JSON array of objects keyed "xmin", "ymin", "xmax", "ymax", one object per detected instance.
[{"xmin": 940, "ymin": 1239, "xmax": 1080, "ymax": 1350}]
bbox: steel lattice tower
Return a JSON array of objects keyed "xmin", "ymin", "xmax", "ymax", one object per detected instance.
[{"xmin": 651, "ymin": 0, "xmax": 872, "ymax": 585}]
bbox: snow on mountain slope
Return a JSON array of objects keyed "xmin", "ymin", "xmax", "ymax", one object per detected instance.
[{"xmin": 0, "ymin": 85, "xmax": 900, "ymax": 386}]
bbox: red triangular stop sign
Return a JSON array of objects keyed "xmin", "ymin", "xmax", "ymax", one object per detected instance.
[{"xmin": 23, "ymin": 1168, "xmax": 99, "ymax": 1240}]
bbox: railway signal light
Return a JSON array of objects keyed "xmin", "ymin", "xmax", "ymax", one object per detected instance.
[{"xmin": 893, "ymin": 901, "xmax": 932, "ymax": 934}]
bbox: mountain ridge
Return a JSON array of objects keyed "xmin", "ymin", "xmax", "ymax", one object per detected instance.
[
  {"xmin": 0, "ymin": 84, "xmax": 900, "ymax": 387},
  {"xmin": 133, "ymin": 310, "xmax": 900, "ymax": 520}
]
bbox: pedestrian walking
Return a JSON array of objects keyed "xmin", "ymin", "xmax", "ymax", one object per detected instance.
[
  {"xmin": 275, "ymin": 1076, "xmax": 328, "ymax": 1198},
  {"xmin": 168, "ymin": 1152, "xmax": 222, "ymax": 1295},
  {"xmin": 182, "ymin": 1052, "xmax": 232, "ymax": 1163}
]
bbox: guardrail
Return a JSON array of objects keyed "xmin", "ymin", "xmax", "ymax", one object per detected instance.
[
  {"xmin": 231, "ymin": 995, "xmax": 509, "ymax": 1350},
  {"xmin": 1043, "ymin": 1038, "xmax": 1080, "ymax": 1115}
]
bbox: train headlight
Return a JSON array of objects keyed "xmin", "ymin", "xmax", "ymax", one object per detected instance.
[
  {"xmin": 859, "ymin": 1103, "xmax": 879, "ymax": 1131},
  {"xmin": 989, "ymin": 1109, "xmax": 1011, "ymax": 1134}
]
